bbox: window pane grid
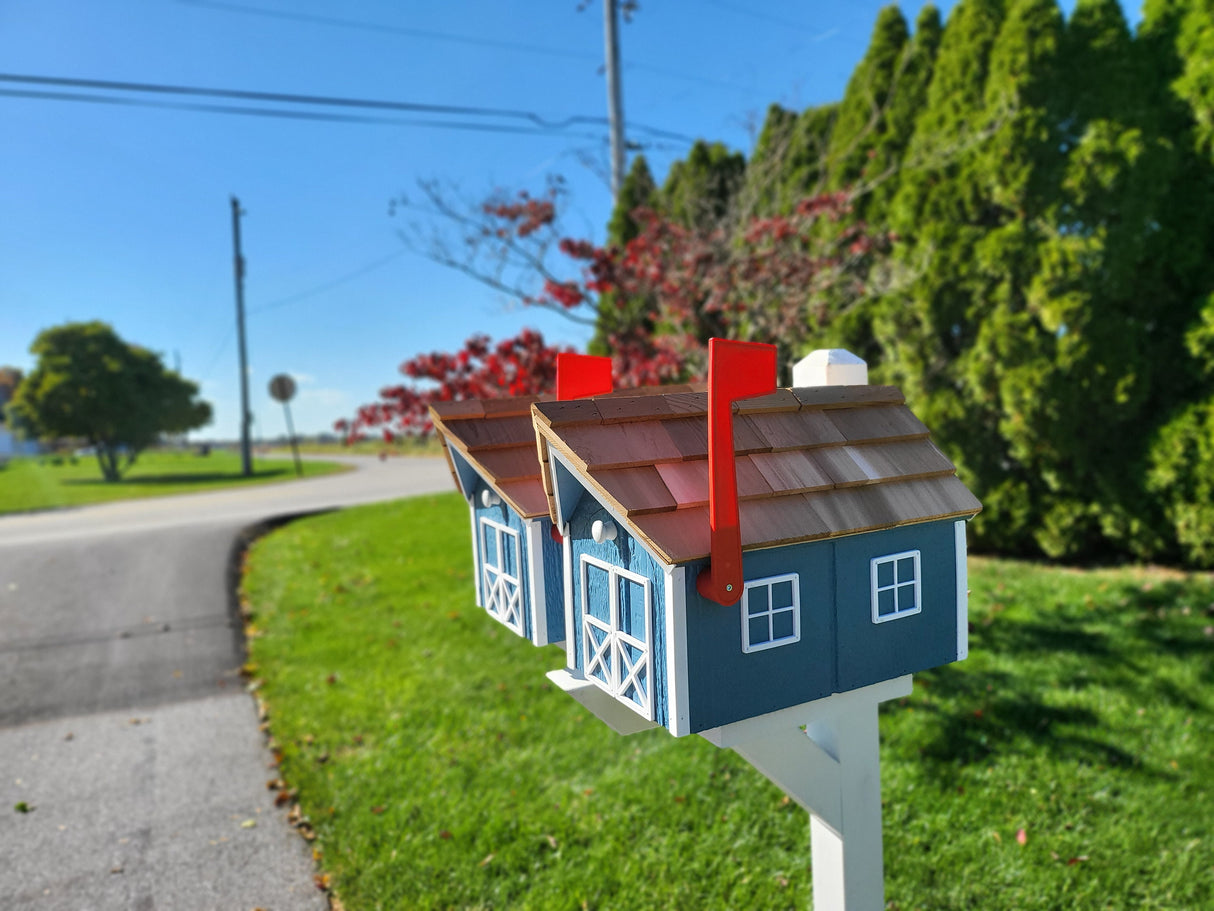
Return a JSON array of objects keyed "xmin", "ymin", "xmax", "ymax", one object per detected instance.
[
  {"xmin": 741, "ymin": 573, "xmax": 801, "ymax": 654},
  {"xmin": 871, "ymin": 550, "xmax": 921, "ymax": 624}
]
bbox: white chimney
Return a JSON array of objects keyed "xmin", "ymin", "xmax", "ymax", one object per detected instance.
[{"xmin": 792, "ymin": 348, "xmax": 868, "ymax": 387}]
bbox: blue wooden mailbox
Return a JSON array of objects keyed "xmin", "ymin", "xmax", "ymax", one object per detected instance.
[
  {"xmin": 435, "ymin": 344, "xmax": 981, "ymax": 910},
  {"xmin": 431, "ymin": 396, "xmax": 567, "ymax": 646},
  {"xmin": 532, "ymin": 373, "xmax": 982, "ymax": 735}
]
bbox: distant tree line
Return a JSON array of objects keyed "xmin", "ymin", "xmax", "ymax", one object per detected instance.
[{"xmin": 593, "ymin": 0, "xmax": 1214, "ymax": 568}]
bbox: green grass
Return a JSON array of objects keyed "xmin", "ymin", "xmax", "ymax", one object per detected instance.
[
  {"xmin": 241, "ymin": 493, "xmax": 1214, "ymax": 910},
  {"xmin": 0, "ymin": 449, "xmax": 348, "ymax": 514},
  {"xmin": 275, "ymin": 436, "xmax": 444, "ymax": 457}
]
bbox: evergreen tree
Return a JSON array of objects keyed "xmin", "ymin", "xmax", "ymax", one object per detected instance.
[
  {"xmin": 740, "ymin": 103, "xmax": 839, "ymax": 216},
  {"xmin": 819, "ymin": 6, "xmax": 943, "ymax": 368},
  {"xmin": 606, "ymin": 155, "xmax": 657, "ymax": 246},
  {"xmin": 660, "ymin": 140, "xmax": 746, "ymax": 228},
  {"xmin": 878, "ymin": 0, "xmax": 1016, "ymax": 548},
  {"xmin": 824, "ymin": 5, "xmax": 910, "ymax": 197},
  {"xmin": 865, "ymin": 5, "xmax": 943, "ymax": 213},
  {"xmin": 741, "ymin": 104, "xmax": 798, "ymax": 216},
  {"xmin": 1138, "ymin": 0, "xmax": 1214, "ymax": 566},
  {"xmin": 592, "ymin": 155, "xmax": 661, "ymax": 355},
  {"xmin": 1174, "ymin": 0, "xmax": 1214, "ymax": 155}
]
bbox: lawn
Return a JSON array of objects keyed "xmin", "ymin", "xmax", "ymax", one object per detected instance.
[
  {"xmin": 241, "ymin": 492, "xmax": 1214, "ymax": 910},
  {"xmin": 0, "ymin": 448, "xmax": 348, "ymax": 515},
  {"xmin": 276, "ymin": 436, "xmax": 444, "ymax": 458}
]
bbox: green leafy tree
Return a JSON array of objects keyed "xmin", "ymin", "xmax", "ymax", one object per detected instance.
[{"xmin": 10, "ymin": 321, "xmax": 212, "ymax": 481}]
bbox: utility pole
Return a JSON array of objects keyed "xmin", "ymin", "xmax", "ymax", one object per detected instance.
[
  {"xmin": 230, "ymin": 196, "xmax": 252, "ymax": 477},
  {"xmin": 603, "ymin": 0, "xmax": 626, "ymax": 198}
]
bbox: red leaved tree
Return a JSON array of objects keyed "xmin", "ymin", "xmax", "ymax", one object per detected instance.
[
  {"xmin": 335, "ymin": 328, "xmax": 570, "ymax": 442},
  {"xmin": 344, "ymin": 177, "xmax": 891, "ymax": 441}
]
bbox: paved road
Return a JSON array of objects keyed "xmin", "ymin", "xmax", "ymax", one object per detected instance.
[{"xmin": 0, "ymin": 456, "xmax": 452, "ymax": 910}]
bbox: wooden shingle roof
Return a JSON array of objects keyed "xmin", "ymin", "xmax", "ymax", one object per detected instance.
[
  {"xmin": 431, "ymin": 395, "xmax": 553, "ymax": 518},
  {"xmin": 430, "ymin": 384, "xmax": 707, "ymax": 521},
  {"xmin": 533, "ymin": 385, "xmax": 982, "ymax": 565}
]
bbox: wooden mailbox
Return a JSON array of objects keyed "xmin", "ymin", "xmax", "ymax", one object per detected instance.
[
  {"xmin": 434, "ymin": 343, "xmax": 981, "ymax": 910},
  {"xmin": 533, "ymin": 354, "xmax": 981, "ymax": 736}
]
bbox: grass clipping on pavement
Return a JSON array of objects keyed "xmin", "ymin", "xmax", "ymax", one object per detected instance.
[{"xmin": 241, "ymin": 492, "xmax": 1214, "ymax": 910}]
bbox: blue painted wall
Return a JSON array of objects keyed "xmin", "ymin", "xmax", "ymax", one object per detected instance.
[
  {"xmin": 681, "ymin": 542, "xmax": 835, "ymax": 732},
  {"xmin": 538, "ymin": 519, "xmax": 566, "ymax": 644},
  {"xmin": 832, "ymin": 519, "xmax": 958, "ymax": 692},
  {"xmin": 680, "ymin": 519, "xmax": 960, "ymax": 733},
  {"xmin": 567, "ymin": 492, "xmax": 669, "ymax": 728}
]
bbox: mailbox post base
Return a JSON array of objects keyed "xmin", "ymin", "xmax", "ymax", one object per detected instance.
[{"xmin": 699, "ymin": 676, "xmax": 912, "ymax": 911}]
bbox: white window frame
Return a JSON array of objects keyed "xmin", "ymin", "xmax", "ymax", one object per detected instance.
[
  {"xmin": 479, "ymin": 516, "xmax": 524, "ymax": 636},
  {"xmin": 579, "ymin": 554, "xmax": 653, "ymax": 721},
  {"xmin": 740, "ymin": 572, "xmax": 801, "ymax": 654},
  {"xmin": 871, "ymin": 550, "xmax": 922, "ymax": 624}
]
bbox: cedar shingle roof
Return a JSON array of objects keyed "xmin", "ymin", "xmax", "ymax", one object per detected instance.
[
  {"xmin": 533, "ymin": 385, "xmax": 982, "ymax": 565},
  {"xmin": 430, "ymin": 384, "xmax": 707, "ymax": 521},
  {"xmin": 431, "ymin": 395, "xmax": 552, "ymax": 518}
]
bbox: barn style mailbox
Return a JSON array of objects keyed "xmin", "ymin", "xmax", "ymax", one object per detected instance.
[{"xmin": 433, "ymin": 342, "xmax": 981, "ymax": 911}]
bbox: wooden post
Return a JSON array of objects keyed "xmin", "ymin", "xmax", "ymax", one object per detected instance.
[{"xmin": 700, "ymin": 676, "xmax": 911, "ymax": 911}]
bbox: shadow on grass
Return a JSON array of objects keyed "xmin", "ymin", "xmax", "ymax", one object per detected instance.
[
  {"xmin": 905, "ymin": 666, "xmax": 1148, "ymax": 778},
  {"xmin": 62, "ymin": 468, "xmax": 297, "ymax": 487},
  {"xmin": 899, "ymin": 575, "xmax": 1214, "ymax": 783}
]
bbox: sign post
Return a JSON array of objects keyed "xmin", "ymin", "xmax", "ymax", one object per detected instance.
[{"xmin": 268, "ymin": 373, "xmax": 302, "ymax": 477}]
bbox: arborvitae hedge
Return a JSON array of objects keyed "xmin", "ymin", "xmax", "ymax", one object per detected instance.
[{"xmin": 599, "ymin": 0, "xmax": 1214, "ymax": 567}]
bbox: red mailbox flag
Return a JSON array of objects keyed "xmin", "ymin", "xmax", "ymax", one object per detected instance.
[
  {"xmin": 696, "ymin": 338, "xmax": 778, "ymax": 606},
  {"xmin": 556, "ymin": 352, "xmax": 613, "ymax": 401}
]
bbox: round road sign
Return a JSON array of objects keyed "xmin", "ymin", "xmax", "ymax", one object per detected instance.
[{"xmin": 268, "ymin": 374, "xmax": 297, "ymax": 403}]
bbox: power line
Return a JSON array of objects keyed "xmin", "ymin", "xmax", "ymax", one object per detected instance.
[
  {"xmin": 178, "ymin": 0, "xmax": 596, "ymax": 62},
  {"xmin": 0, "ymin": 88, "xmax": 608, "ymax": 141},
  {"xmin": 199, "ymin": 327, "xmax": 234, "ymax": 384},
  {"xmin": 0, "ymin": 73, "xmax": 695, "ymax": 144},
  {"xmin": 177, "ymin": 0, "xmax": 763, "ymax": 96},
  {"xmin": 250, "ymin": 249, "xmax": 410, "ymax": 315}
]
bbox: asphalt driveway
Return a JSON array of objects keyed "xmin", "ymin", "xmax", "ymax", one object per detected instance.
[{"xmin": 0, "ymin": 455, "xmax": 451, "ymax": 910}]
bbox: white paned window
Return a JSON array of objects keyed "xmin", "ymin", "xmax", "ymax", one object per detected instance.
[
  {"xmin": 741, "ymin": 573, "xmax": 801, "ymax": 653},
  {"xmin": 871, "ymin": 550, "xmax": 921, "ymax": 624},
  {"xmin": 579, "ymin": 554, "xmax": 653, "ymax": 720},
  {"xmin": 480, "ymin": 517, "xmax": 524, "ymax": 635}
]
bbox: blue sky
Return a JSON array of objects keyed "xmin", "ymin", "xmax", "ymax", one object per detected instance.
[{"xmin": 0, "ymin": 0, "xmax": 1135, "ymax": 440}]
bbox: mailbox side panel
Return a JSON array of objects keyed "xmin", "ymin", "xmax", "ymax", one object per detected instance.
[
  {"xmin": 833, "ymin": 519, "xmax": 959, "ymax": 692},
  {"xmin": 682, "ymin": 540, "xmax": 836, "ymax": 734}
]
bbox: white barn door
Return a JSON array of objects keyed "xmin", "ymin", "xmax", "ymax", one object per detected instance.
[
  {"xmin": 579, "ymin": 555, "xmax": 653, "ymax": 721},
  {"xmin": 480, "ymin": 517, "xmax": 524, "ymax": 636}
]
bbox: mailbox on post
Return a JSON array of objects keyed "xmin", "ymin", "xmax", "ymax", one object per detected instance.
[{"xmin": 432, "ymin": 342, "xmax": 981, "ymax": 911}]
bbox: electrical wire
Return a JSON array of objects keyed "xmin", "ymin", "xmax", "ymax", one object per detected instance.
[
  {"xmin": 178, "ymin": 0, "xmax": 595, "ymax": 62},
  {"xmin": 0, "ymin": 73, "xmax": 696, "ymax": 144},
  {"xmin": 249, "ymin": 248, "xmax": 410, "ymax": 315},
  {"xmin": 177, "ymin": 0, "xmax": 762, "ymax": 96},
  {"xmin": 0, "ymin": 87, "xmax": 610, "ymax": 140}
]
